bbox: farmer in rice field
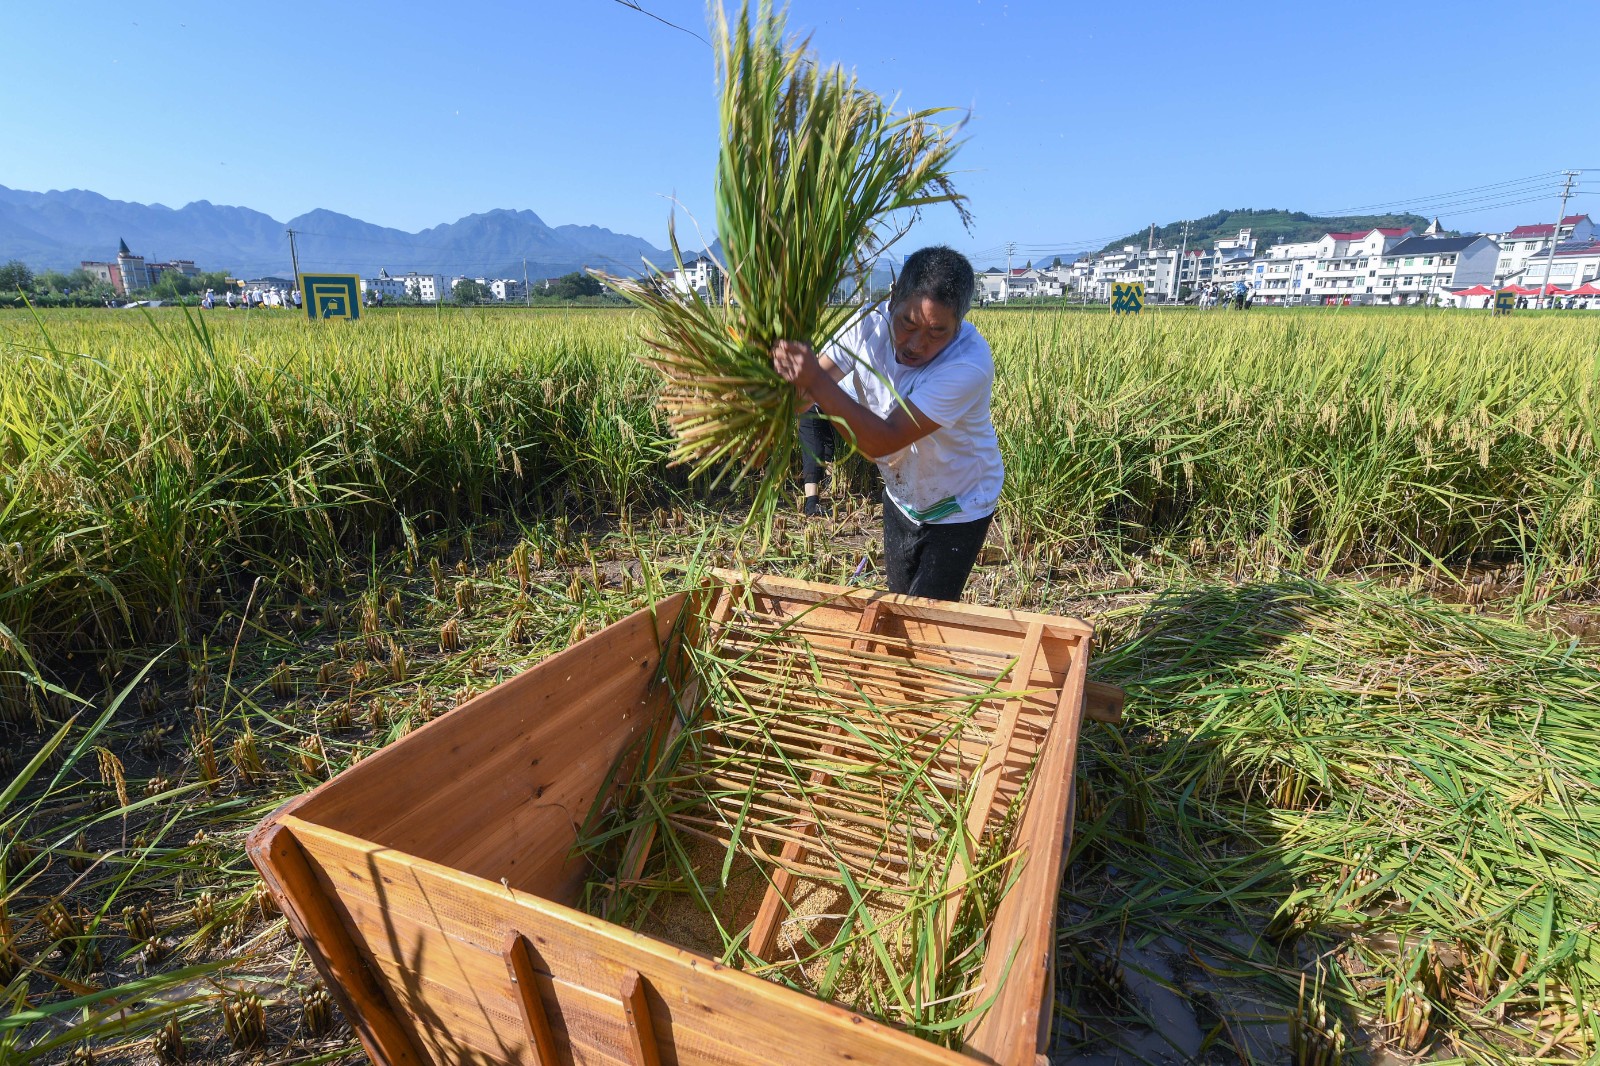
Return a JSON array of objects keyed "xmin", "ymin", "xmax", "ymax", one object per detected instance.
[{"xmin": 772, "ymin": 246, "xmax": 1002, "ymax": 601}]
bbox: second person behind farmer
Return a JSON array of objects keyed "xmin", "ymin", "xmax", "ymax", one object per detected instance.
[{"xmin": 771, "ymin": 246, "xmax": 1002, "ymax": 602}]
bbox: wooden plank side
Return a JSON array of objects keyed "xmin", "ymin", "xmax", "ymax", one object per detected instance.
[
  {"xmin": 286, "ymin": 816, "xmax": 973, "ymax": 1066},
  {"xmin": 886, "ymin": 616, "xmax": 1080, "ymax": 687},
  {"xmin": 285, "ymin": 593, "xmax": 687, "ymax": 899},
  {"xmin": 366, "ymin": 919, "xmax": 876, "ymax": 1066},
  {"xmin": 936, "ymin": 622, "xmax": 1049, "ymax": 963},
  {"xmin": 364, "ymin": 946, "xmax": 618, "ymax": 1066},
  {"xmin": 290, "ymin": 593, "xmax": 685, "ymax": 828},
  {"xmin": 962, "ymin": 630, "xmax": 1090, "ymax": 1066},
  {"xmin": 714, "ymin": 570, "xmax": 1094, "ymax": 641},
  {"xmin": 613, "ymin": 584, "xmax": 742, "ymax": 905},
  {"xmin": 371, "ymin": 945, "xmax": 832, "ymax": 1066},
  {"xmin": 365, "ymin": 952, "xmax": 537, "ymax": 1066},
  {"xmin": 1083, "ymin": 680, "xmax": 1125, "ymax": 725},
  {"xmin": 245, "ymin": 822, "xmax": 429, "ymax": 1066}
]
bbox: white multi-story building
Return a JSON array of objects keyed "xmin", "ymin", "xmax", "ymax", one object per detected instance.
[
  {"xmin": 390, "ymin": 272, "xmax": 448, "ymax": 302},
  {"xmin": 1490, "ymin": 215, "xmax": 1596, "ymax": 283},
  {"xmin": 489, "ymin": 278, "xmax": 525, "ymax": 302},
  {"xmin": 1071, "ymin": 245, "xmax": 1182, "ymax": 302},
  {"xmin": 1084, "ymin": 247, "xmax": 1139, "ymax": 302},
  {"xmin": 1177, "ymin": 248, "xmax": 1215, "ymax": 295},
  {"xmin": 671, "ymin": 255, "xmax": 724, "ymax": 300},
  {"xmin": 1374, "ymin": 235, "xmax": 1499, "ymax": 304},
  {"xmin": 1007, "ymin": 268, "xmax": 1043, "ymax": 299},
  {"xmin": 360, "ymin": 269, "xmax": 409, "ymax": 302},
  {"xmin": 1133, "ymin": 248, "xmax": 1180, "ymax": 300},
  {"xmin": 1213, "ymin": 248, "xmax": 1256, "ymax": 289},
  {"xmin": 1507, "ymin": 237, "xmax": 1600, "ymax": 295},
  {"xmin": 1250, "ymin": 239, "xmax": 1321, "ymax": 304},
  {"xmin": 1214, "ymin": 228, "xmax": 1256, "ymax": 259},
  {"xmin": 1304, "ymin": 228, "xmax": 1412, "ymax": 305},
  {"xmin": 977, "ymin": 267, "xmax": 1046, "ymax": 302},
  {"xmin": 1039, "ymin": 265, "xmax": 1071, "ymax": 297}
]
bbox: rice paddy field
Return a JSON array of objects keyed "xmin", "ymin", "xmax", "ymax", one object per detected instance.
[{"xmin": 3, "ymin": 303, "xmax": 1600, "ymax": 1064}]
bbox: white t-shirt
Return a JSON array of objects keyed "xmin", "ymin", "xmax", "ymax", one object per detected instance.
[{"xmin": 823, "ymin": 306, "xmax": 1003, "ymax": 525}]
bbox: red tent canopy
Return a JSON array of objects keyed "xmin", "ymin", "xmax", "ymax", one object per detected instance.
[
  {"xmin": 1568, "ymin": 282, "xmax": 1600, "ymax": 296},
  {"xmin": 1506, "ymin": 285, "xmax": 1541, "ymax": 295},
  {"xmin": 1453, "ymin": 285, "xmax": 1496, "ymax": 296}
]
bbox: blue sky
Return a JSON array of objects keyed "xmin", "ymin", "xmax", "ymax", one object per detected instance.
[{"xmin": 5, "ymin": 1, "xmax": 1597, "ymax": 267}]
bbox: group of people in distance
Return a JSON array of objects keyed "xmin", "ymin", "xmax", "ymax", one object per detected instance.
[
  {"xmin": 1193, "ymin": 280, "xmax": 1252, "ymax": 309},
  {"xmin": 200, "ymin": 288, "xmax": 300, "ymax": 310}
]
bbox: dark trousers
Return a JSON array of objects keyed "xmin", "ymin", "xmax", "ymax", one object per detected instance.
[
  {"xmin": 883, "ymin": 499, "xmax": 993, "ymax": 601},
  {"xmin": 799, "ymin": 405, "xmax": 836, "ymax": 484}
]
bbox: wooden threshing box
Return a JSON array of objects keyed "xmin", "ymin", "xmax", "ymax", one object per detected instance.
[{"xmin": 249, "ymin": 574, "xmax": 1115, "ymax": 1066}]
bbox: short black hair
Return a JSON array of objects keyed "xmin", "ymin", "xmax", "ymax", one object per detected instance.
[{"xmin": 891, "ymin": 246, "xmax": 976, "ymax": 319}]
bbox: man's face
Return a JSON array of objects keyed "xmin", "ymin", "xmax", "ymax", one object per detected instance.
[{"xmin": 890, "ymin": 296, "xmax": 961, "ymax": 368}]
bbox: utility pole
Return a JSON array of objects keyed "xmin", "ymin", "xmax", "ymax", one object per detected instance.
[
  {"xmin": 523, "ymin": 257, "xmax": 531, "ymax": 307},
  {"xmin": 1005, "ymin": 241, "xmax": 1016, "ymax": 303},
  {"xmin": 1537, "ymin": 171, "xmax": 1580, "ymax": 308},
  {"xmin": 286, "ymin": 228, "xmax": 301, "ymax": 281},
  {"xmin": 1176, "ymin": 220, "xmax": 1190, "ymax": 302}
]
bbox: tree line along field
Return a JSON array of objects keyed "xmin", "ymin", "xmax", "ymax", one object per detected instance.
[{"xmin": 1, "ymin": 305, "xmax": 1598, "ymax": 1063}]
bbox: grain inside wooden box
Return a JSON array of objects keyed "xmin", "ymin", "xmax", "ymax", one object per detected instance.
[{"xmin": 248, "ymin": 574, "xmax": 1103, "ymax": 1066}]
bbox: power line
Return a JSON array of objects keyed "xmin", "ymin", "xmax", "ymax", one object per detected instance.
[
  {"xmin": 1310, "ymin": 170, "xmax": 1565, "ymax": 215},
  {"xmin": 608, "ymin": 0, "xmax": 708, "ymax": 45}
]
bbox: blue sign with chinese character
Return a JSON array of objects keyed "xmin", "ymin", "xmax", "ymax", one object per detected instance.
[{"xmin": 299, "ymin": 273, "xmax": 361, "ymax": 321}]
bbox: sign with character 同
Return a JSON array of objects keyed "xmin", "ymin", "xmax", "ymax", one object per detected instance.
[
  {"xmin": 299, "ymin": 274, "xmax": 361, "ymax": 321},
  {"xmin": 1110, "ymin": 281, "xmax": 1145, "ymax": 315}
]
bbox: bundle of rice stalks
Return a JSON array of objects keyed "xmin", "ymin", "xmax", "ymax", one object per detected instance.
[{"xmin": 598, "ymin": 1, "xmax": 968, "ymax": 520}]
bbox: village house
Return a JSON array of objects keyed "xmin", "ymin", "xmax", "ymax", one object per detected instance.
[
  {"xmin": 1302, "ymin": 227, "xmax": 1413, "ymax": 305},
  {"xmin": 1490, "ymin": 215, "xmax": 1595, "ymax": 283},
  {"xmin": 1250, "ymin": 238, "xmax": 1321, "ymax": 304},
  {"xmin": 80, "ymin": 239, "xmax": 201, "ymax": 295},
  {"xmin": 1373, "ymin": 234, "xmax": 1499, "ymax": 304},
  {"xmin": 671, "ymin": 255, "xmax": 724, "ymax": 301},
  {"xmin": 1507, "ymin": 237, "xmax": 1600, "ymax": 295}
]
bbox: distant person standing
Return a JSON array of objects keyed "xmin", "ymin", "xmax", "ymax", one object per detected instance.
[{"xmin": 797, "ymin": 405, "xmax": 837, "ymax": 517}]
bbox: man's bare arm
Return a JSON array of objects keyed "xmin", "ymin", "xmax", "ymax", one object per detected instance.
[{"xmin": 774, "ymin": 341, "xmax": 939, "ymax": 459}]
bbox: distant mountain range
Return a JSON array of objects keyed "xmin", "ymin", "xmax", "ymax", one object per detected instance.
[{"xmin": 0, "ymin": 184, "xmax": 674, "ymax": 280}]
